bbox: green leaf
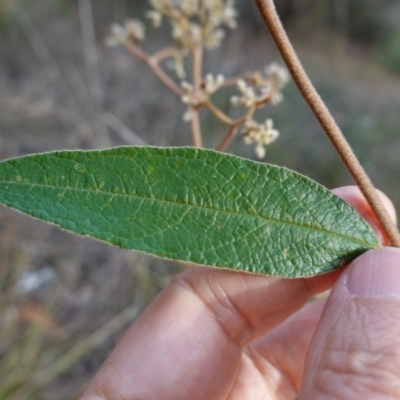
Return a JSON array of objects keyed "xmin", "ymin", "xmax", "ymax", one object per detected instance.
[{"xmin": 0, "ymin": 147, "xmax": 379, "ymax": 277}]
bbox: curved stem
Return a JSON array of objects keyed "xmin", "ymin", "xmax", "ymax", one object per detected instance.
[
  {"xmin": 125, "ymin": 42, "xmax": 184, "ymax": 97},
  {"xmin": 221, "ymin": 72, "xmax": 255, "ymax": 88},
  {"xmin": 204, "ymin": 100, "xmax": 234, "ymax": 125},
  {"xmin": 255, "ymin": 0, "xmax": 400, "ymax": 247},
  {"xmin": 216, "ymin": 106, "xmax": 256, "ymax": 152},
  {"xmin": 152, "ymin": 47, "xmax": 178, "ymax": 63},
  {"xmin": 216, "ymin": 125, "xmax": 239, "ymax": 152}
]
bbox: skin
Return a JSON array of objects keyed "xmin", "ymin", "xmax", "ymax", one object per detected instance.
[{"xmin": 80, "ymin": 186, "xmax": 400, "ymax": 400}]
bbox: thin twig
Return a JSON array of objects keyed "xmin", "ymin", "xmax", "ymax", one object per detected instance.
[
  {"xmin": 152, "ymin": 47, "xmax": 178, "ymax": 63},
  {"xmin": 255, "ymin": 0, "xmax": 400, "ymax": 247},
  {"xmin": 190, "ymin": 108, "xmax": 203, "ymax": 148},
  {"xmin": 192, "ymin": 29, "xmax": 203, "ymax": 89},
  {"xmin": 215, "ymin": 105, "xmax": 256, "ymax": 151},
  {"xmin": 125, "ymin": 42, "xmax": 184, "ymax": 97},
  {"xmin": 221, "ymin": 72, "xmax": 256, "ymax": 88},
  {"xmin": 205, "ymin": 98, "xmax": 258, "ymax": 128},
  {"xmin": 204, "ymin": 100, "xmax": 234, "ymax": 125},
  {"xmin": 191, "ymin": 26, "xmax": 204, "ymax": 147},
  {"xmin": 216, "ymin": 125, "xmax": 239, "ymax": 152}
]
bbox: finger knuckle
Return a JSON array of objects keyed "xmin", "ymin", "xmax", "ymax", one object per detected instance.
[{"xmin": 313, "ymin": 345, "xmax": 400, "ymax": 398}]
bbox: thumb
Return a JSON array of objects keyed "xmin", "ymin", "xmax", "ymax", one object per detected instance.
[{"xmin": 300, "ymin": 247, "xmax": 400, "ymax": 399}]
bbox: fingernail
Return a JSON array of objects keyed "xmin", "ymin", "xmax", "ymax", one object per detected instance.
[{"xmin": 347, "ymin": 248, "xmax": 400, "ymax": 296}]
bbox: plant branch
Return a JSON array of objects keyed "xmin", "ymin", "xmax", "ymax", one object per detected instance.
[
  {"xmin": 192, "ymin": 27, "xmax": 203, "ymax": 88},
  {"xmin": 152, "ymin": 47, "xmax": 178, "ymax": 63},
  {"xmin": 221, "ymin": 72, "xmax": 256, "ymax": 88},
  {"xmin": 191, "ymin": 25, "xmax": 204, "ymax": 147},
  {"xmin": 215, "ymin": 105, "xmax": 256, "ymax": 152},
  {"xmin": 190, "ymin": 108, "xmax": 203, "ymax": 148},
  {"xmin": 125, "ymin": 41, "xmax": 184, "ymax": 97},
  {"xmin": 216, "ymin": 125, "xmax": 239, "ymax": 152},
  {"xmin": 255, "ymin": 0, "xmax": 400, "ymax": 247},
  {"xmin": 204, "ymin": 100, "xmax": 234, "ymax": 125}
]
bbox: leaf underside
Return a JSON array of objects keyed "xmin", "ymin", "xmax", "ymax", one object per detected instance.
[{"xmin": 0, "ymin": 147, "xmax": 379, "ymax": 277}]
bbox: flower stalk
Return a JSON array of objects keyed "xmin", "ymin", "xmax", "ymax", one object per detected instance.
[
  {"xmin": 190, "ymin": 107, "xmax": 203, "ymax": 148},
  {"xmin": 125, "ymin": 42, "xmax": 183, "ymax": 97}
]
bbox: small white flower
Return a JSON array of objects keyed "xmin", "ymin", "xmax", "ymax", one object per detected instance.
[
  {"xmin": 105, "ymin": 23, "xmax": 128, "ymax": 47},
  {"xmin": 167, "ymin": 56, "xmax": 187, "ymax": 79},
  {"xmin": 205, "ymin": 28, "xmax": 225, "ymax": 50},
  {"xmin": 180, "ymin": 80, "xmax": 201, "ymax": 106},
  {"xmin": 125, "ymin": 19, "xmax": 146, "ymax": 41},
  {"xmin": 181, "ymin": 81, "xmax": 193, "ymax": 91},
  {"xmin": 204, "ymin": 73, "xmax": 225, "ymax": 94},
  {"xmin": 172, "ymin": 22, "xmax": 184, "ymax": 40},
  {"xmin": 264, "ymin": 62, "xmax": 290, "ymax": 105},
  {"xmin": 264, "ymin": 62, "xmax": 290, "ymax": 87},
  {"xmin": 105, "ymin": 19, "xmax": 145, "ymax": 46},
  {"xmin": 255, "ymin": 145, "xmax": 266, "ymax": 159},
  {"xmin": 231, "ymin": 79, "xmax": 256, "ymax": 107},
  {"xmin": 146, "ymin": 10, "xmax": 163, "ymax": 27},
  {"xmin": 174, "ymin": 57, "xmax": 186, "ymax": 79},
  {"xmin": 182, "ymin": 109, "xmax": 193, "ymax": 122},
  {"xmin": 221, "ymin": 2, "xmax": 238, "ymax": 28},
  {"xmin": 242, "ymin": 118, "xmax": 279, "ymax": 159},
  {"xmin": 181, "ymin": 0, "xmax": 199, "ymax": 15}
]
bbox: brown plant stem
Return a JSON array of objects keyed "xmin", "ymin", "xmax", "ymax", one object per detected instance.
[
  {"xmin": 216, "ymin": 125, "xmax": 239, "ymax": 152},
  {"xmin": 191, "ymin": 26, "xmax": 204, "ymax": 147},
  {"xmin": 190, "ymin": 108, "xmax": 203, "ymax": 148},
  {"xmin": 255, "ymin": 0, "xmax": 400, "ymax": 247},
  {"xmin": 124, "ymin": 37, "xmax": 259, "ymax": 152},
  {"xmin": 192, "ymin": 29, "xmax": 203, "ymax": 89},
  {"xmin": 216, "ymin": 105, "xmax": 256, "ymax": 152},
  {"xmin": 221, "ymin": 72, "xmax": 256, "ymax": 88},
  {"xmin": 204, "ymin": 100, "xmax": 234, "ymax": 125},
  {"xmin": 205, "ymin": 100, "xmax": 255, "ymax": 129},
  {"xmin": 152, "ymin": 47, "xmax": 178, "ymax": 63},
  {"xmin": 125, "ymin": 41, "xmax": 183, "ymax": 97}
]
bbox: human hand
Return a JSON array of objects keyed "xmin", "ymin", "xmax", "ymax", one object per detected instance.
[{"xmin": 80, "ymin": 186, "xmax": 400, "ymax": 400}]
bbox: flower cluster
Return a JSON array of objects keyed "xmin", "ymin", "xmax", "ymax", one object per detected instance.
[
  {"xmin": 148, "ymin": 0, "xmax": 238, "ymax": 50},
  {"xmin": 203, "ymin": 73, "xmax": 225, "ymax": 94},
  {"xmin": 231, "ymin": 79, "xmax": 267, "ymax": 108},
  {"xmin": 231, "ymin": 63, "xmax": 289, "ymax": 108},
  {"xmin": 181, "ymin": 81, "xmax": 202, "ymax": 107},
  {"xmin": 107, "ymin": 1, "xmax": 238, "ymax": 79},
  {"xmin": 180, "ymin": 74, "xmax": 225, "ymax": 121},
  {"xmin": 105, "ymin": 1, "xmax": 289, "ymax": 158},
  {"xmin": 146, "ymin": 9, "xmax": 163, "ymax": 27},
  {"xmin": 242, "ymin": 119, "xmax": 279, "ymax": 159},
  {"xmin": 202, "ymin": 0, "xmax": 238, "ymax": 49},
  {"xmin": 105, "ymin": 19, "xmax": 145, "ymax": 46},
  {"xmin": 264, "ymin": 62, "xmax": 290, "ymax": 105}
]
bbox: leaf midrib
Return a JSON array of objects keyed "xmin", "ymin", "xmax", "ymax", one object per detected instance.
[{"xmin": 0, "ymin": 180, "xmax": 376, "ymax": 248}]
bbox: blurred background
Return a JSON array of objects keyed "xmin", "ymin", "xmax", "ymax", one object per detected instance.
[{"xmin": 0, "ymin": 0, "xmax": 400, "ymax": 398}]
